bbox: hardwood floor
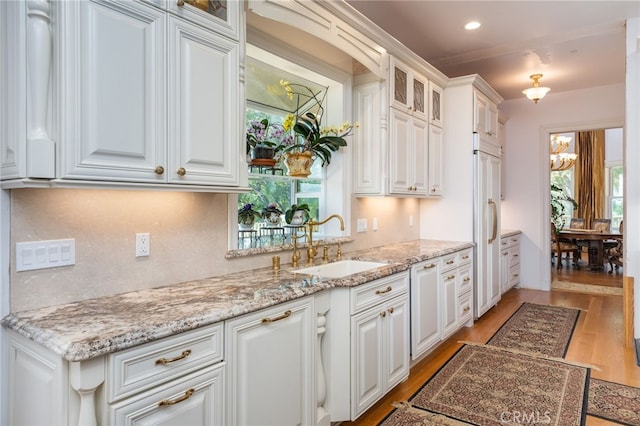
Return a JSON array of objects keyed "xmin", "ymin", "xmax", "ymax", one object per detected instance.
[{"xmin": 342, "ymin": 286, "xmax": 638, "ymax": 426}]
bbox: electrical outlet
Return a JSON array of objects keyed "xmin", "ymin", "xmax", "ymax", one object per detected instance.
[
  {"xmin": 136, "ymin": 233, "xmax": 150, "ymax": 257},
  {"xmin": 357, "ymin": 218, "xmax": 368, "ymax": 233},
  {"xmin": 409, "ymin": 215, "xmax": 414, "ymax": 227},
  {"xmin": 372, "ymin": 217, "xmax": 379, "ymax": 231}
]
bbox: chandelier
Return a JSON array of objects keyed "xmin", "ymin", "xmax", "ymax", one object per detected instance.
[
  {"xmin": 550, "ymin": 135, "xmax": 577, "ymax": 171},
  {"xmin": 522, "ymin": 74, "xmax": 550, "ymax": 103}
]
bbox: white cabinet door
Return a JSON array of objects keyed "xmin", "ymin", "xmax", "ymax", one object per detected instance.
[
  {"xmin": 225, "ymin": 297, "xmax": 314, "ymax": 426},
  {"xmin": 384, "ymin": 295, "xmax": 410, "ymax": 389},
  {"xmin": 410, "ymin": 261, "xmax": 440, "ymax": 359},
  {"xmin": 110, "ymin": 363, "xmax": 224, "ymax": 426},
  {"xmin": 353, "ymin": 80, "xmax": 385, "ymax": 195},
  {"xmin": 475, "ymin": 150, "xmax": 502, "ymax": 318},
  {"xmin": 390, "ymin": 58, "xmax": 426, "ymax": 120},
  {"xmin": 389, "ymin": 108, "xmax": 427, "ymax": 196},
  {"xmin": 168, "ymin": 16, "xmax": 239, "ymax": 186},
  {"xmin": 351, "ymin": 305, "xmax": 385, "ymax": 418},
  {"xmin": 429, "ymin": 81, "xmax": 443, "ymax": 127},
  {"xmin": 351, "ymin": 294, "xmax": 409, "ymax": 419},
  {"xmin": 474, "ymin": 90, "xmax": 498, "ymax": 141},
  {"xmin": 61, "ymin": 0, "xmax": 167, "ymax": 182},
  {"xmin": 428, "ymin": 124, "xmax": 443, "ymax": 196},
  {"xmin": 441, "ymin": 271, "xmax": 458, "ymax": 339}
]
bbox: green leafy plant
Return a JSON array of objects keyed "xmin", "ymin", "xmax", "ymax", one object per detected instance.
[
  {"xmin": 238, "ymin": 203, "xmax": 261, "ymax": 223},
  {"xmin": 551, "ymin": 184, "xmax": 578, "ymax": 232},
  {"xmin": 285, "ymin": 203, "xmax": 311, "ymax": 225},
  {"xmin": 261, "ymin": 203, "xmax": 283, "ymax": 219}
]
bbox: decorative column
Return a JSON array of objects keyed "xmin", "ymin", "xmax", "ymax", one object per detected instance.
[
  {"xmin": 316, "ymin": 310, "xmax": 330, "ymax": 425},
  {"xmin": 69, "ymin": 357, "xmax": 105, "ymax": 426},
  {"xmin": 26, "ymin": 0, "xmax": 55, "ymax": 177}
]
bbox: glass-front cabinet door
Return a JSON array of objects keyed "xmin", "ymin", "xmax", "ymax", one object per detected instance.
[{"xmin": 152, "ymin": 0, "xmax": 240, "ymax": 40}]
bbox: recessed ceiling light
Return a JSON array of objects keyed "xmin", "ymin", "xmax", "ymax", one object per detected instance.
[{"xmin": 465, "ymin": 21, "xmax": 481, "ymax": 30}]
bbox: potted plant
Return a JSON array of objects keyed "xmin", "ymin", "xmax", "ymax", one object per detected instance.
[
  {"xmin": 285, "ymin": 203, "xmax": 311, "ymax": 225},
  {"xmin": 551, "ymin": 184, "xmax": 578, "ymax": 232},
  {"xmin": 261, "ymin": 203, "xmax": 283, "ymax": 227},
  {"xmin": 279, "ymin": 80, "xmax": 357, "ymax": 176},
  {"xmin": 246, "ymin": 118, "xmax": 292, "ymax": 166},
  {"xmin": 238, "ymin": 203, "xmax": 261, "ymax": 230}
]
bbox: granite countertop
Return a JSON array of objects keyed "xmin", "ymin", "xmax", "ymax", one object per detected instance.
[
  {"xmin": 501, "ymin": 229, "xmax": 522, "ymax": 238},
  {"xmin": 2, "ymin": 239, "xmax": 473, "ymax": 362}
]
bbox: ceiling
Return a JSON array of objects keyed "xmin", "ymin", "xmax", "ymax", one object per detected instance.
[{"xmin": 346, "ymin": 1, "xmax": 640, "ymax": 101}]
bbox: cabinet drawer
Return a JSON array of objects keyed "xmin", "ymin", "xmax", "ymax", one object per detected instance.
[
  {"xmin": 458, "ymin": 264, "xmax": 473, "ymax": 296},
  {"xmin": 509, "ymin": 249, "xmax": 520, "ymax": 267},
  {"xmin": 509, "ymin": 265, "xmax": 520, "ymax": 287},
  {"xmin": 108, "ymin": 322, "xmax": 223, "ymax": 402},
  {"xmin": 350, "ymin": 272, "xmax": 409, "ymax": 314},
  {"xmin": 457, "ymin": 249, "xmax": 472, "ymax": 266},
  {"xmin": 109, "ymin": 362, "xmax": 224, "ymax": 425},
  {"xmin": 458, "ymin": 293, "xmax": 473, "ymax": 323},
  {"xmin": 440, "ymin": 253, "xmax": 458, "ymax": 271}
]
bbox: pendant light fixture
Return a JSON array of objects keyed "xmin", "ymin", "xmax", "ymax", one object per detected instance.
[{"xmin": 522, "ymin": 74, "xmax": 550, "ymax": 103}]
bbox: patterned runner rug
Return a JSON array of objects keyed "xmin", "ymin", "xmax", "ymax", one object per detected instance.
[
  {"xmin": 486, "ymin": 302, "xmax": 580, "ymax": 357},
  {"xmin": 380, "ymin": 344, "xmax": 589, "ymax": 426},
  {"xmin": 588, "ymin": 378, "xmax": 640, "ymax": 426}
]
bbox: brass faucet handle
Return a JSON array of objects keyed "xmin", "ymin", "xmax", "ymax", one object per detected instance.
[
  {"xmin": 336, "ymin": 242, "xmax": 343, "ymax": 260},
  {"xmin": 322, "ymin": 245, "xmax": 329, "ymax": 262}
]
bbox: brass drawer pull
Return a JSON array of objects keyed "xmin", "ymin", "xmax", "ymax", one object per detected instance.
[
  {"xmin": 423, "ymin": 263, "xmax": 436, "ymax": 269},
  {"xmin": 158, "ymin": 388, "xmax": 195, "ymax": 406},
  {"xmin": 262, "ymin": 309, "xmax": 292, "ymax": 323},
  {"xmin": 463, "ymin": 306, "xmax": 470, "ymax": 313},
  {"xmin": 156, "ymin": 349, "xmax": 192, "ymax": 365},
  {"xmin": 375, "ymin": 286, "xmax": 392, "ymax": 295},
  {"xmin": 462, "ymin": 255, "xmax": 469, "ymax": 259},
  {"xmin": 463, "ymin": 277, "xmax": 471, "ymax": 282},
  {"xmin": 177, "ymin": 167, "xmax": 186, "ymax": 176},
  {"xmin": 446, "ymin": 274, "xmax": 455, "ymax": 280},
  {"xmin": 380, "ymin": 311, "xmax": 386, "ymax": 318},
  {"xmin": 388, "ymin": 307, "xmax": 394, "ymax": 314},
  {"xmin": 446, "ymin": 260, "xmax": 455, "ymax": 265}
]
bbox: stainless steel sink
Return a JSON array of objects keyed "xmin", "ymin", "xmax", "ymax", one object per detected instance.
[{"xmin": 291, "ymin": 260, "xmax": 388, "ymax": 278}]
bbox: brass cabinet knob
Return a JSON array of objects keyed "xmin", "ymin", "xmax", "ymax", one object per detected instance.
[
  {"xmin": 177, "ymin": 0, "xmax": 185, "ymax": 6},
  {"xmin": 154, "ymin": 166, "xmax": 165, "ymax": 175},
  {"xmin": 177, "ymin": 167, "xmax": 186, "ymax": 176}
]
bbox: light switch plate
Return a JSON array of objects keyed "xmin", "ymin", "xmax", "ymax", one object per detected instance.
[
  {"xmin": 16, "ymin": 239, "xmax": 75, "ymax": 272},
  {"xmin": 357, "ymin": 219, "xmax": 368, "ymax": 233}
]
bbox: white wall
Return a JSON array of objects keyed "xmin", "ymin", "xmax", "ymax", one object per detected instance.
[
  {"xmin": 499, "ymin": 83, "xmax": 624, "ymax": 292},
  {"xmin": 624, "ymin": 17, "xmax": 639, "ymax": 338}
]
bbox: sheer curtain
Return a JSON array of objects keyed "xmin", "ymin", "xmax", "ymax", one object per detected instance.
[{"xmin": 574, "ymin": 130, "xmax": 605, "ymax": 229}]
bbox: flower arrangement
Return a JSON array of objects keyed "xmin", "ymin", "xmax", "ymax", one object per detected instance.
[
  {"xmin": 279, "ymin": 80, "xmax": 357, "ymax": 167},
  {"xmin": 238, "ymin": 203, "xmax": 261, "ymax": 228},
  {"xmin": 261, "ymin": 202, "xmax": 283, "ymax": 218},
  {"xmin": 246, "ymin": 118, "xmax": 293, "ymax": 159}
]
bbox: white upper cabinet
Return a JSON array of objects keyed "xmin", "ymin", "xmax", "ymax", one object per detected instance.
[
  {"xmin": 474, "ymin": 89, "xmax": 499, "ymax": 141},
  {"xmin": 167, "ymin": 16, "xmax": 239, "ymax": 185},
  {"xmin": 388, "ymin": 108, "xmax": 428, "ymax": 196},
  {"xmin": 390, "ymin": 57, "xmax": 427, "ymax": 119},
  {"xmin": 58, "ymin": 0, "xmax": 240, "ymax": 187},
  {"xmin": 428, "ymin": 124, "xmax": 443, "ymax": 196},
  {"xmin": 59, "ymin": 0, "xmax": 167, "ymax": 183},
  {"xmin": 2, "ymin": 0, "xmax": 243, "ymax": 190},
  {"xmin": 429, "ymin": 81, "xmax": 444, "ymax": 127}
]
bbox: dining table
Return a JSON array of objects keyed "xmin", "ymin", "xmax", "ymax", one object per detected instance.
[{"xmin": 558, "ymin": 228, "xmax": 623, "ymax": 271}]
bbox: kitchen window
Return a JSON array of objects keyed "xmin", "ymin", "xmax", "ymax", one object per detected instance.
[{"xmin": 230, "ymin": 44, "xmax": 350, "ymax": 252}]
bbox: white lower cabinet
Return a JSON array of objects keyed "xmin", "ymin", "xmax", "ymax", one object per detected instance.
[
  {"xmin": 6, "ymin": 322, "xmax": 225, "ymax": 426},
  {"xmin": 410, "ymin": 248, "xmax": 474, "ymax": 361},
  {"xmin": 327, "ymin": 272, "xmax": 410, "ymax": 421},
  {"xmin": 500, "ymin": 234, "xmax": 521, "ymax": 293},
  {"xmin": 225, "ymin": 297, "xmax": 314, "ymax": 426}
]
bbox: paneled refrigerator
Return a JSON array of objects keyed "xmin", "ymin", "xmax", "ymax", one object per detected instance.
[{"xmin": 473, "ymin": 132, "xmax": 501, "ymax": 319}]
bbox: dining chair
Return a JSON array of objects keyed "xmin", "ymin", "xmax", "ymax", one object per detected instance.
[
  {"xmin": 592, "ymin": 218, "xmax": 611, "ymax": 232},
  {"xmin": 551, "ymin": 223, "xmax": 580, "ymax": 270},
  {"xmin": 569, "ymin": 218, "xmax": 585, "ymax": 229},
  {"xmin": 605, "ymin": 220, "xmax": 623, "ymax": 273}
]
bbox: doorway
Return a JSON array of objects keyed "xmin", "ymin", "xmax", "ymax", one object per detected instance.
[{"xmin": 549, "ymin": 128, "xmax": 624, "ymax": 292}]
